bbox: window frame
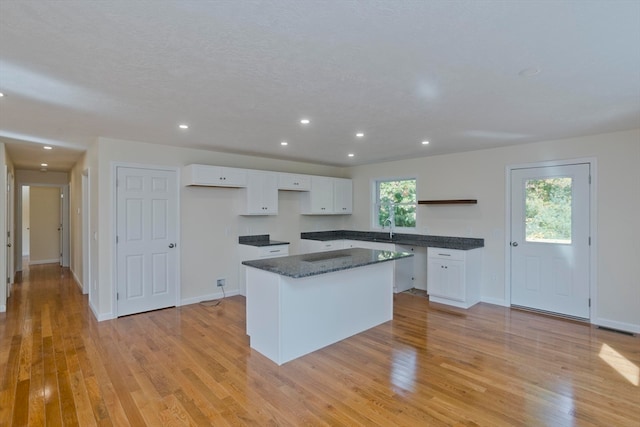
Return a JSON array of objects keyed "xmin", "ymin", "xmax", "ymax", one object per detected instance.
[{"xmin": 371, "ymin": 176, "xmax": 417, "ymax": 231}]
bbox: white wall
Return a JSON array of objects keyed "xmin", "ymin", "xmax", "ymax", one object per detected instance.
[
  {"xmin": 83, "ymin": 137, "xmax": 348, "ymax": 319},
  {"xmin": 346, "ymin": 129, "xmax": 640, "ymax": 332}
]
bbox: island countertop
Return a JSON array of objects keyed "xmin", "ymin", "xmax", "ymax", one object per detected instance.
[{"xmin": 242, "ymin": 248, "xmax": 413, "ymax": 279}]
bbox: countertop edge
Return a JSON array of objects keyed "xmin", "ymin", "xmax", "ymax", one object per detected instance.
[{"xmin": 243, "ymin": 249, "xmax": 413, "ymax": 279}]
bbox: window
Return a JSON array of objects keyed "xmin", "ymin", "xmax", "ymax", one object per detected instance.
[
  {"xmin": 373, "ymin": 178, "xmax": 417, "ymax": 229},
  {"xmin": 525, "ymin": 177, "xmax": 572, "ymax": 244}
]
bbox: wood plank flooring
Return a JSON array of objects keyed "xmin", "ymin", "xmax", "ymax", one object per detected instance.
[{"xmin": 1, "ymin": 263, "xmax": 639, "ymax": 426}]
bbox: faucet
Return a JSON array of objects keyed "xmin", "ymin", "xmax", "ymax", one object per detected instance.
[{"xmin": 382, "ymin": 218, "xmax": 394, "ymax": 240}]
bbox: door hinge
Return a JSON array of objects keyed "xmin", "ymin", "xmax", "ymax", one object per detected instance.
[
  {"xmin": 588, "ymin": 175, "xmax": 591, "ymax": 184},
  {"xmin": 116, "ymin": 235, "xmax": 119, "ymax": 244},
  {"xmin": 588, "ymin": 236, "xmax": 591, "ymax": 246},
  {"xmin": 588, "ymin": 298, "xmax": 591, "ymax": 307},
  {"xmin": 117, "ymin": 292, "xmax": 119, "ymax": 300}
]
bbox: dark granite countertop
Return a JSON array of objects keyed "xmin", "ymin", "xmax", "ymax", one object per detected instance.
[
  {"xmin": 242, "ymin": 248, "xmax": 413, "ymax": 278},
  {"xmin": 239, "ymin": 234, "xmax": 290, "ymax": 247},
  {"xmin": 301, "ymin": 230, "xmax": 483, "ymax": 250}
]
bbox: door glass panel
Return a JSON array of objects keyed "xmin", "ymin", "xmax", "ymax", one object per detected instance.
[{"xmin": 525, "ymin": 177, "xmax": 572, "ymax": 244}]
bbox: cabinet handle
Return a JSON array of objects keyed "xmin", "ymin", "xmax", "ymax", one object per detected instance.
[
  {"xmin": 269, "ymin": 250, "xmax": 281, "ymax": 253},
  {"xmin": 438, "ymin": 253, "xmax": 451, "ymax": 256}
]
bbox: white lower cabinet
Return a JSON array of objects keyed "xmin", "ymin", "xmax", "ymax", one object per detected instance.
[
  {"xmin": 427, "ymin": 247, "xmax": 482, "ymax": 308},
  {"xmin": 238, "ymin": 244, "xmax": 289, "ymax": 296},
  {"xmin": 341, "ymin": 240, "xmax": 419, "ymax": 293},
  {"xmin": 300, "ymin": 239, "xmax": 344, "ymax": 253}
]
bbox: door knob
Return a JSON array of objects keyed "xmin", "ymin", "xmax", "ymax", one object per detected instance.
[
  {"xmin": 168, "ymin": 243, "xmax": 175, "ymax": 248},
  {"xmin": 7, "ymin": 243, "xmax": 11, "ymax": 247},
  {"xmin": 511, "ymin": 241, "xmax": 519, "ymax": 247}
]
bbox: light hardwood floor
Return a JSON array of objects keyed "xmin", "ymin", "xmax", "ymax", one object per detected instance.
[{"xmin": 1, "ymin": 264, "xmax": 639, "ymax": 426}]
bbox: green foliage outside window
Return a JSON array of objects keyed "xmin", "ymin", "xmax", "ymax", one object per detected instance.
[
  {"xmin": 376, "ymin": 179, "xmax": 416, "ymax": 228},
  {"xmin": 525, "ymin": 177, "xmax": 572, "ymax": 243}
]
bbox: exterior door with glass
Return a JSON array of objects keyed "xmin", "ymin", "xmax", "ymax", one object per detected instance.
[{"xmin": 510, "ymin": 163, "xmax": 590, "ymax": 319}]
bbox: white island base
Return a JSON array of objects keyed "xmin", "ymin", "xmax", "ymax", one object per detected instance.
[{"xmin": 246, "ymin": 261, "xmax": 394, "ymax": 365}]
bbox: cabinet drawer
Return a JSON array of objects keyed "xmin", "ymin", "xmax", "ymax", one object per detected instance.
[
  {"xmin": 428, "ymin": 247, "xmax": 465, "ymax": 261},
  {"xmin": 258, "ymin": 245, "xmax": 289, "ymax": 258}
]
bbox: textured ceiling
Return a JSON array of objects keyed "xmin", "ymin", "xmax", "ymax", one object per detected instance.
[{"xmin": 1, "ymin": 0, "xmax": 639, "ymax": 170}]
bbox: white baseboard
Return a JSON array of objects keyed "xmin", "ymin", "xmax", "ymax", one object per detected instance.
[
  {"xmin": 70, "ymin": 268, "xmax": 85, "ymax": 293},
  {"xmin": 0, "ymin": 304, "xmax": 5, "ymax": 312},
  {"xmin": 30, "ymin": 259, "xmax": 59, "ymax": 265},
  {"xmin": 592, "ymin": 317, "xmax": 640, "ymax": 334},
  {"xmin": 90, "ymin": 301, "xmax": 114, "ymax": 322},
  {"xmin": 180, "ymin": 288, "xmax": 240, "ymax": 307},
  {"xmin": 481, "ymin": 297, "xmax": 508, "ymax": 307}
]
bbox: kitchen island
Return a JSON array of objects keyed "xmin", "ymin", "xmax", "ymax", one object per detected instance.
[{"xmin": 242, "ymin": 248, "xmax": 413, "ymax": 365}]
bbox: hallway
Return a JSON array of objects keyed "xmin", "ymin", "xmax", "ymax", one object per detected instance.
[{"xmin": 1, "ymin": 264, "xmax": 639, "ymax": 426}]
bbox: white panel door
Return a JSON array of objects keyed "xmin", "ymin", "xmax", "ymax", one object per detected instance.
[
  {"xmin": 116, "ymin": 167, "xmax": 178, "ymax": 316},
  {"xmin": 510, "ymin": 164, "xmax": 590, "ymax": 318}
]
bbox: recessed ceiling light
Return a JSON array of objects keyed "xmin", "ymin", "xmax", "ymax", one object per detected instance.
[
  {"xmin": 178, "ymin": 124, "xmax": 189, "ymax": 129},
  {"xmin": 41, "ymin": 163, "xmax": 48, "ymax": 167},
  {"xmin": 421, "ymin": 140, "xmax": 430, "ymax": 145},
  {"xmin": 300, "ymin": 118, "xmax": 310, "ymax": 125},
  {"xmin": 356, "ymin": 132, "xmax": 364, "ymax": 138},
  {"xmin": 280, "ymin": 141, "xmax": 288, "ymax": 146},
  {"xmin": 43, "ymin": 146, "xmax": 53, "ymax": 150},
  {"xmin": 348, "ymin": 153, "xmax": 355, "ymax": 157}
]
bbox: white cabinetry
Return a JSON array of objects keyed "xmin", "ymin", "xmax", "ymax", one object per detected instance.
[
  {"xmin": 333, "ymin": 178, "xmax": 353, "ymax": 214},
  {"xmin": 300, "ymin": 239, "xmax": 344, "ymax": 253},
  {"xmin": 342, "ymin": 240, "xmax": 417, "ymax": 293},
  {"xmin": 278, "ymin": 173, "xmax": 311, "ymax": 191},
  {"xmin": 238, "ymin": 244, "xmax": 289, "ymax": 295},
  {"xmin": 301, "ymin": 176, "xmax": 352, "ymax": 215},
  {"xmin": 183, "ymin": 164, "xmax": 247, "ymax": 187},
  {"xmin": 240, "ymin": 171, "xmax": 278, "ymax": 215},
  {"xmin": 301, "ymin": 176, "xmax": 334, "ymax": 214},
  {"xmin": 427, "ymin": 247, "xmax": 482, "ymax": 309}
]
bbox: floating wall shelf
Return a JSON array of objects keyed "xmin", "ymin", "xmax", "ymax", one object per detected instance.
[{"xmin": 418, "ymin": 199, "xmax": 478, "ymax": 205}]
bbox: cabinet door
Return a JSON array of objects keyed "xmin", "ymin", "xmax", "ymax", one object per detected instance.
[
  {"xmin": 443, "ymin": 260, "xmax": 465, "ymax": 301},
  {"xmin": 302, "ymin": 176, "xmax": 334, "ymax": 214},
  {"xmin": 278, "ymin": 173, "xmax": 311, "ymax": 191},
  {"xmin": 184, "ymin": 164, "xmax": 247, "ymax": 187},
  {"xmin": 244, "ymin": 172, "xmax": 278, "ymax": 215},
  {"xmin": 220, "ymin": 167, "xmax": 248, "ymax": 187},
  {"xmin": 333, "ymin": 178, "xmax": 352, "ymax": 214},
  {"xmin": 427, "ymin": 258, "xmax": 447, "ymax": 298},
  {"xmin": 428, "ymin": 258, "xmax": 465, "ymax": 301}
]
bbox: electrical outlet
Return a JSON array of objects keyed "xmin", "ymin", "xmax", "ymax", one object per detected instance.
[{"xmin": 216, "ymin": 278, "xmax": 226, "ymax": 287}]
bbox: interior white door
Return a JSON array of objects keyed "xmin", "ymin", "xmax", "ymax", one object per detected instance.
[
  {"xmin": 116, "ymin": 167, "xmax": 178, "ymax": 316},
  {"xmin": 6, "ymin": 171, "xmax": 14, "ymax": 296},
  {"xmin": 510, "ymin": 163, "xmax": 590, "ymax": 319}
]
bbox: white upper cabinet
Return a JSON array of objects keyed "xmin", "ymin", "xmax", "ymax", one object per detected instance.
[
  {"xmin": 240, "ymin": 171, "xmax": 278, "ymax": 215},
  {"xmin": 333, "ymin": 178, "xmax": 353, "ymax": 214},
  {"xmin": 301, "ymin": 176, "xmax": 334, "ymax": 214},
  {"xmin": 301, "ymin": 176, "xmax": 352, "ymax": 215},
  {"xmin": 183, "ymin": 164, "xmax": 247, "ymax": 187},
  {"xmin": 278, "ymin": 173, "xmax": 311, "ymax": 191}
]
